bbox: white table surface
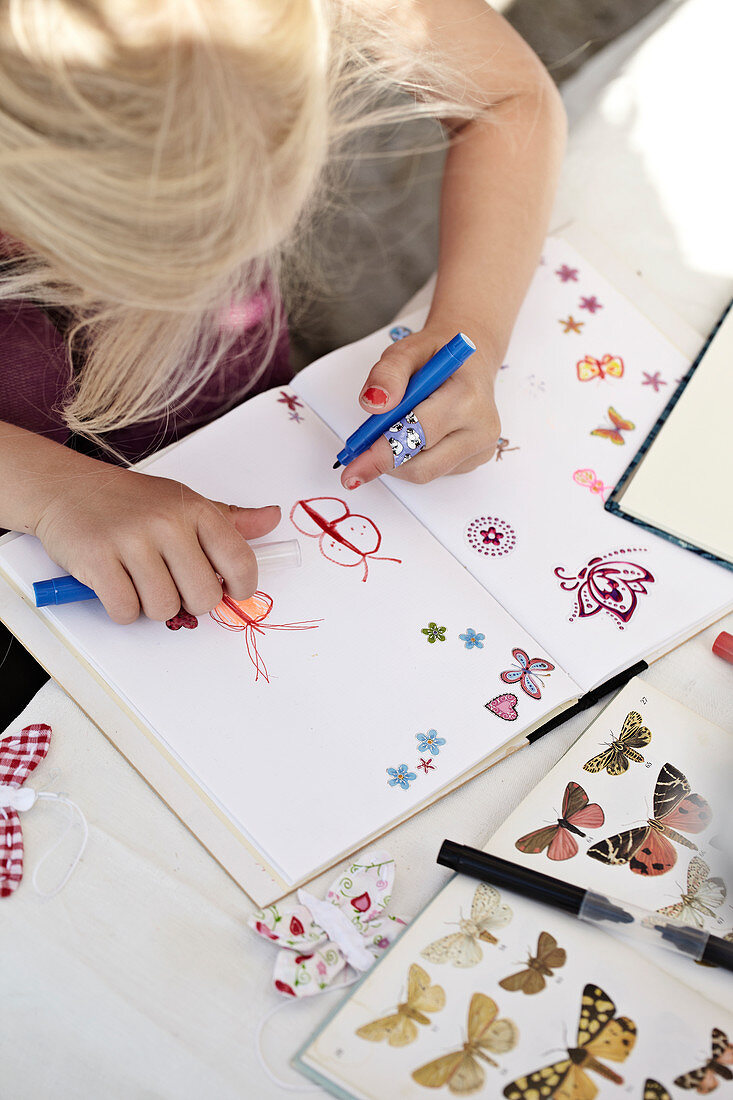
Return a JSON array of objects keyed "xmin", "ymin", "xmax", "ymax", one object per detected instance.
[{"xmin": 3, "ymin": 1, "xmax": 732, "ymax": 1095}]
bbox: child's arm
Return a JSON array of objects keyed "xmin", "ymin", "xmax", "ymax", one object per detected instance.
[
  {"xmin": 0, "ymin": 420, "xmax": 279, "ymax": 622},
  {"xmin": 340, "ymin": 0, "xmax": 566, "ymax": 489}
]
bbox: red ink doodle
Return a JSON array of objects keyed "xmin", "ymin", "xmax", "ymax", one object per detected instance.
[
  {"xmin": 210, "ymin": 591, "xmax": 321, "ymax": 683},
  {"xmin": 277, "ymin": 391, "xmax": 304, "ymax": 412},
  {"xmin": 494, "ymin": 437, "xmax": 519, "ymax": 461},
  {"xmin": 554, "ymin": 548, "xmax": 655, "ymax": 630},
  {"xmin": 579, "ymin": 296, "xmax": 603, "ymax": 313},
  {"xmin": 165, "ymin": 608, "xmax": 199, "ymax": 631},
  {"xmin": 290, "ymin": 498, "xmax": 401, "ymax": 582}
]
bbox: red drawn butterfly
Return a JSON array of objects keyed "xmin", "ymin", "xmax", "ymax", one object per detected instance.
[
  {"xmin": 210, "ymin": 591, "xmax": 321, "ymax": 684},
  {"xmin": 290, "ymin": 497, "xmax": 401, "ymax": 582},
  {"xmin": 587, "ymin": 763, "xmax": 712, "ymax": 876},
  {"xmin": 591, "ymin": 406, "xmax": 634, "ymax": 445},
  {"xmin": 0, "ymin": 724, "xmax": 51, "ymax": 897},
  {"xmin": 515, "ymin": 782, "xmax": 605, "ymax": 861},
  {"xmin": 500, "ymin": 648, "xmax": 555, "ymax": 701},
  {"xmin": 554, "ymin": 548, "xmax": 655, "ymax": 629}
]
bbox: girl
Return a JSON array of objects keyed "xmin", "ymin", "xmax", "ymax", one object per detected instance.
[{"xmin": 0, "ymin": 0, "xmax": 565, "ymax": 626}]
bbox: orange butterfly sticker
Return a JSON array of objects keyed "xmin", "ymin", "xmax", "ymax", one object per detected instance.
[
  {"xmin": 591, "ymin": 406, "xmax": 635, "ymax": 445},
  {"xmin": 577, "ymin": 354, "xmax": 624, "ymax": 382}
]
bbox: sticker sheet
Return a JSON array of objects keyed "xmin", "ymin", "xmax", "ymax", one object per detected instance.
[
  {"xmin": 0, "ymin": 389, "xmax": 578, "ymax": 889},
  {"xmin": 293, "ymin": 238, "xmax": 733, "ymax": 693},
  {"xmin": 296, "ymin": 681, "xmax": 733, "ymax": 1098}
]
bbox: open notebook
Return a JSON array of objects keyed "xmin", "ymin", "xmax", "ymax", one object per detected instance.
[
  {"xmin": 1, "ymin": 238, "xmax": 731, "ymax": 905},
  {"xmin": 296, "ymin": 679, "xmax": 733, "ymax": 1098}
]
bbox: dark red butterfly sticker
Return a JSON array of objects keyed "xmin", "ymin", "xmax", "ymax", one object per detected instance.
[
  {"xmin": 554, "ymin": 548, "xmax": 655, "ymax": 629},
  {"xmin": 587, "ymin": 762, "xmax": 711, "ymax": 876},
  {"xmin": 515, "ymin": 782, "xmax": 605, "ymax": 861}
]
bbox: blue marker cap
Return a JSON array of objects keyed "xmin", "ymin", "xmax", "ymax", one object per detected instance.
[{"xmin": 33, "ymin": 576, "xmax": 97, "ymax": 607}]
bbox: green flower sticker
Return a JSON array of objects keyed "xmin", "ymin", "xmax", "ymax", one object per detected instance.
[{"xmin": 421, "ymin": 622, "xmax": 446, "ymax": 644}]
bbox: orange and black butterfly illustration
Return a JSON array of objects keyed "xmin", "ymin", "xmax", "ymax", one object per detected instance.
[
  {"xmin": 587, "ymin": 763, "xmax": 711, "ymax": 876},
  {"xmin": 503, "ymin": 983, "xmax": 636, "ymax": 1099},
  {"xmin": 674, "ymin": 1029, "xmax": 733, "ymax": 1092},
  {"xmin": 516, "ymin": 782, "xmax": 605, "ymax": 861},
  {"xmin": 498, "ymin": 932, "xmax": 566, "ymax": 995},
  {"xmin": 583, "ymin": 710, "xmax": 652, "ymax": 776},
  {"xmin": 412, "ymin": 993, "xmax": 518, "ymax": 1093},
  {"xmin": 591, "ymin": 406, "xmax": 635, "ymax": 445},
  {"xmin": 355, "ymin": 963, "xmax": 445, "ymax": 1047}
]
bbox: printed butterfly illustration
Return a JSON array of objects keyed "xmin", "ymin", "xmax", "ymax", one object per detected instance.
[
  {"xmin": 573, "ymin": 468, "xmax": 609, "ymax": 499},
  {"xmin": 498, "ymin": 932, "xmax": 566, "ymax": 995},
  {"xmin": 644, "ymin": 1080, "xmax": 672, "ymax": 1100},
  {"xmin": 421, "ymin": 884, "xmax": 512, "ymax": 968},
  {"xmin": 583, "ymin": 710, "xmax": 652, "ymax": 775},
  {"xmin": 500, "ymin": 648, "xmax": 555, "ymax": 700},
  {"xmin": 515, "ymin": 782, "xmax": 605, "ymax": 861},
  {"xmin": 503, "ymin": 983, "xmax": 636, "ymax": 1100},
  {"xmin": 209, "ymin": 591, "xmax": 321, "ymax": 683},
  {"xmin": 577, "ymin": 354, "xmax": 624, "ymax": 383},
  {"xmin": 656, "ymin": 856, "xmax": 726, "ymax": 928},
  {"xmin": 356, "ymin": 963, "xmax": 445, "ymax": 1046},
  {"xmin": 591, "ymin": 406, "xmax": 635, "ymax": 444},
  {"xmin": 412, "ymin": 993, "xmax": 519, "ymax": 1094},
  {"xmin": 674, "ymin": 1029, "xmax": 733, "ymax": 1092},
  {"xmin": 290, "ymin": 497, "xmax": 401, "ymax": 582},
  {"xmin": 554, "ymin": 548, "xmax": 655, "ymax": 629},
  {"xmin": 587, "ymin": 763, "xmax": 712, "ymax": 876},
  {"xmin": 0, "ymin": 724, "xmax": 51, "ymax": 897}
]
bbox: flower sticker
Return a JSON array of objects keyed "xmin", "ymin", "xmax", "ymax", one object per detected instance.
[
  {"xmin": 416, "ymin": 730, "xmax": 445, "ymax": 756},
  {"xmin": 387, "ymin": 764, "xmax": 417, "ymax": 791},
  {"xmin": 421, "ymin": 622, "xmax": 446, "ymax": 644},
  {"xmin": 459, "ymin": 627, "xmax": 485, "ymax": 650},
  {"xmin": 465, "ymin": 516, "xmax": 517, "ymax": 558}
]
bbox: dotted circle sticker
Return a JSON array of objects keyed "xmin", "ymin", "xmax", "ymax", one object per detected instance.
[{"xmin": 465, "ymin": 516, "xmax": 517, "ymax": 558}]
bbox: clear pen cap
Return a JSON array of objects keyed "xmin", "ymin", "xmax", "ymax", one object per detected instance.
[{"xmin": 252, "ymin": 539, "xmax": 302, "ymax": 571}]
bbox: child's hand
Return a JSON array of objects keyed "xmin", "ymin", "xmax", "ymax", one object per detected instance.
[
  {"xmin": 339, "ymin": 325, "xmax": 501, "ymax": 489},
  {"xmin": 33, "ymin": 459, "xmax": 280, "ymax": 624}
]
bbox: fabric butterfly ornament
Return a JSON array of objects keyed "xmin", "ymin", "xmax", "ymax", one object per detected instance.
[
  {"xmin": 554, "ymin": 548, "xmax": 655, "ymax": 629},
  {"xmin": 515, "ymin": 782, "xmax": 605, "ymax": 861},
  {"xmin": 500, "ymin": 648, "xmax": 555, "ymax": 701},
  {"xmin": 249, "ymin": 850, "xmax": 407, "ymax": 997},
  {"xmin": 421, "ymin": 883, "xmax": 512, "ymax": 968},
  {"xmin": 498, "ymin": 931, "xmax": 566, "ymax": 995},
  {"xmin": 587, "ymin": 762, "xmax": 711, "ymax": 876},
  {"xmin": 656, "ymin": 856, "xmax": 726, "ymax": 928},
  {"xmin": 583, "ymin": 709, "xmax": 652, "ymax": 775},
  {"xmin": 355, "ymin": 963, "xmax": 445, "ymax": 1046},
  {"xmin": 503, "ymin": 983, "xmax": 636, "ymax": 1099},
  {"xmin": 0, "ymin": 723, "xmax": 87, "ymax": 898},
  {"xmin": 412, "ymin": 993, "xmax": 519, "ymax": 1093},
  {"xmin": 591, "ymin": 406, "xmax": 635, "ymax": 444},
  {"xmin": 675, "ymin": 1029, "xmax": 733, "ymax": 1092},
  {"xmin": 576, "ymin": 354, "xmax": 624, "ymax": 382}
]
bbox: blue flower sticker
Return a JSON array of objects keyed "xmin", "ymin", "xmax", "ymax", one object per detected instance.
[
  {"xmin": 416, "ymin": 730, "xmax": 446, "ymax": 756},
  {"xmin": 389, "ymin": 325, "xmax": 412, "ymax": 342},
  {"xmin": 459, "ymin": 627, "xmax": 485, "ymax": 650},
  {"xmin": 387, "ymin": 763, "xmax": 417, "ymax": 791}
]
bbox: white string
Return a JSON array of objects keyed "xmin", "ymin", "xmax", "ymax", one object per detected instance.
[
  {"xmin": 255, "ymin": 976, "xmax": 359, "ymax": 1092},
  {"xmin": 31, "ymin": 792, "xmax": 89, "ymax": 898}
]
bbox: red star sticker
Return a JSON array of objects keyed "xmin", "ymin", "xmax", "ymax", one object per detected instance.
[
  {"xmin": 559, "ymin": 315, "xmax": 584, "ymax": 334},
  {"xmin": 555, "ymin": 264, "xmax": 579, "ymax": 282},
  {"xmin": 417, "ymin": 758, "xmax": 436, "ymax": 774},
  {"xmin": 277, "ymin": 391, "xmax": 303, "ymax": 412}
]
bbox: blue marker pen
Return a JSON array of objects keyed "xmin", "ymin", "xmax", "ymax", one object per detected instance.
[
  {"xmin": 333, "ymin": 332, "xmax": 476, "ymax": 468},
  {"xmin": 33, "ymin": 540, "xmax": 302, "ymax": 608}
]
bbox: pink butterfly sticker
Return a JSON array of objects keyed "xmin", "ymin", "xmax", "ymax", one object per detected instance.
[{"xmin": 500, "ymin": 649, "xmax": 555, "ymax": 701}]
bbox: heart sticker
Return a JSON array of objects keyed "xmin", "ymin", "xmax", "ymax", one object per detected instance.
[{"xmin": 485, "ymin": 693, "xmax": 519, "ymax": 721}]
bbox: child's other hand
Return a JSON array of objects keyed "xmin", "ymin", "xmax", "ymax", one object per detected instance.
[
  {"xmin": 33, "ymin": 461, "xmax": 280, "ymax": 624},
  {"xmin": 339, "ymin": 325, "xmax": 501, "ymax": 490}
]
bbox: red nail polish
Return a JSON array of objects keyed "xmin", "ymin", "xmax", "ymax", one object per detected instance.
[
  {"xmin": 344, "ymin": 477, "xmax": 362, "ymax": 491},
  {"xmin": 363, "ymin": 386, "xmax": 389, "ymax": 407}
]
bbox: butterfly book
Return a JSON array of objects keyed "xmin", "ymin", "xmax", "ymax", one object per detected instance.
[
  {"xmin": 295, "ymin": 679, "xmax": 733, "ymax": 1098},
  {"xmin": 0, "ymin": 239, "xmax": 732, "ymax": 906}
]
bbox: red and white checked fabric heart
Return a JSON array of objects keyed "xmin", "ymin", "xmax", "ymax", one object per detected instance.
[{"xmin": 0, "ymin": 723, "xmax": 51, "ymax": 897}]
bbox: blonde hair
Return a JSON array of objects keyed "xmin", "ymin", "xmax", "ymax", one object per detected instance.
[{"xmin": 0, "ymin": 0, "xmax": 476, "ymax": 443}]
